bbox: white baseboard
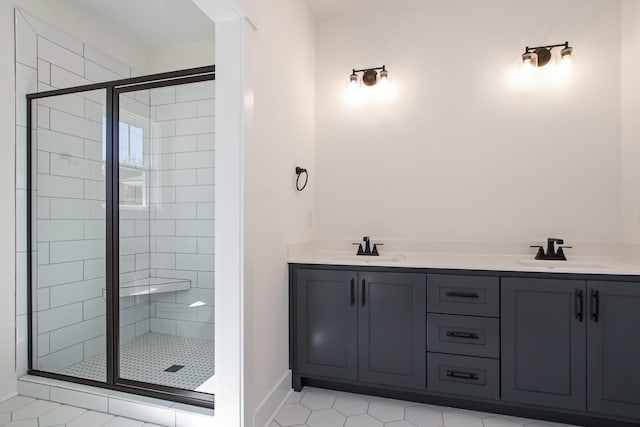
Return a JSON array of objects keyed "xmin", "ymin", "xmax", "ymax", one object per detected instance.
[
  {"xmin": 253, "ymin": 370, "xmax": 292, "ymax": 427},
  {"xmin": 0, "ymin": 373, "xmax": 17, "ymax": 402}
]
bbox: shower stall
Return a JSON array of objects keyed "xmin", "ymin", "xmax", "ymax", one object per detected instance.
[{"xmin": 26, "ymin": 66, "xmax": 216, "ymax": 407}]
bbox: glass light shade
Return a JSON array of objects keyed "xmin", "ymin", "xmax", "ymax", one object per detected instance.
[
  {"xmin": 561, "ymin": 46, "xmax": 573, "ymax": 60},
  {"xmin": 560, "ymin": 47, "xmax": 573, "ymax": 76},
  {"xmin": 522, "ymin": 51, "xmax": 538, "ymax": 67},
  {"xmin": 346, "ymin": 76, "xmax": 364, "ymax": 106},
  {"xmin": 561, "ymin": 47, "xmax": 573, "ymax": 68},
  {"xmin": 376, "ymin": 70, "xmax": 393, "ymax": 101}
]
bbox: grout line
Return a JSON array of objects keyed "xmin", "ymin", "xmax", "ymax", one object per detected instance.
[
  {"xmin": 40, "ymin": 101, "xmax": 106, "ymax": 125},
  {"xmin": 37, "ymin": 34, "xmax": 83, "ymax": 63},
  {"xmin": 17, "ymin": 9, "xmax": 38, "ymax": 34},
  {"xmin": 39, "ymin": 47, "xmax": 87, "ymax": 84},
  {"xmin": 16, "ymin": 61, "xmax": 38, "ymax": 72}
]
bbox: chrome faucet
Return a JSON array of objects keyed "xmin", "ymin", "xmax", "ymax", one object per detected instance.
[
  {"xmin": 530, "ymin": 238, "xmax": 572, "ymax": 261},
  {"xmin": 353, "ymin": 236, "xmax": 383, "ymax": 256}
]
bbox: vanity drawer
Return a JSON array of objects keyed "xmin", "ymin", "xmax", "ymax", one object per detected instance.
[
  {"xmin": 427, "ymin": 353, "xmax": 499, "ymax": 399},
  {"xmin": 427, "ymin": 314, "xmax": 499, "ymax": 358},
  {"xmin": 427, "ymin": 274, "xmax": 500, "ymax": 317}
]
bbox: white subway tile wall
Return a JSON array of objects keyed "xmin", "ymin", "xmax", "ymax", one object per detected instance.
[
  {"xmin": 16, "ymin": 7, "xmax": 132, "ymax": 377},
  {"xmin": 15, "ymin": 8, "xmax": 215, "ymax": 386},
  {"xmin": 147, "ymin": 82, "xmax": 215, "ymax": 342},
  {"xmin": 33, "ymin": 86, "xmax": 109, "ymax": 376}
]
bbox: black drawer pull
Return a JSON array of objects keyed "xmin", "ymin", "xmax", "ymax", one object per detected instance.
[
  {"xmin": 446, "ymin": 370, "xmax": 479, "ymax": 381},
  {"xmin": 361, "ymin": 279, "xmax": 366, "ymax": 307},
  {"xmin": 446, "ymin": 291, "xmax": 479, "ymax": 299},
  {"xmin": 446, "ymin": 331, "xmax": 480, "ymax": 340}
]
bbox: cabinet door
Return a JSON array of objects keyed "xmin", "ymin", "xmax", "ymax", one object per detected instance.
[
  {"xmin": 295, "ymin": 269, "xmax": 358, "ymax": 380},
  {"xmin": 587, "ymin": 281, "xmax": 640, "ymax": 419},
  {"xmin": 501, "ymin": 278, "xmax": 586, "ymax": 411},
  {"xmin": 358, "ymin": 272, "xmax": 426, "ymax": 390}
]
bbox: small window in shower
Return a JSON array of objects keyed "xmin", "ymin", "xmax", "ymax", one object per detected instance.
[
  {"xmin": 102, "ymin": 116, "xmax": 147, "ymax": 207},
  {"xmin": 118, "ymin": 119, "xmax": 147, "ymax": 207}
]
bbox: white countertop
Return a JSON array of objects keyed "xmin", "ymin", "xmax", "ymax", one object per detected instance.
[{"xmin": 288, "ymin": 240, "xmax": 640, "ymax": 276}]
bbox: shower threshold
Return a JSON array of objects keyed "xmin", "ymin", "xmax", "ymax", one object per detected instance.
[{"xmin": 61, "ymin": 333, "xmax": 214, "ymax": 393}]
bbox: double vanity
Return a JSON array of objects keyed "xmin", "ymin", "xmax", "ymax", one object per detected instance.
[{"xmin": 288, "ymin": 239, "xmax": 640, "ymax": 427}]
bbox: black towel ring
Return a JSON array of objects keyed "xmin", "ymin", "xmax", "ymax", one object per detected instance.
[{"xmin": 295, "ymin": 167, "xmax": 308, "ymax": 191}]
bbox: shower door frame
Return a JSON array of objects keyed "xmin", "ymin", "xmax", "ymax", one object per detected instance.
[{"xmin": 26, "ymin": 65, "xmax": 216, "ymax": 408}]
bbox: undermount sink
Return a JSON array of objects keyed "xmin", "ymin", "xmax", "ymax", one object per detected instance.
[
  {"xmin": 330, "ymin": 254, "xmax": 407, "ymax": 263},
  {"xmin": 518, "ymin": 259, "xmax": 607, "ymax": 270}
]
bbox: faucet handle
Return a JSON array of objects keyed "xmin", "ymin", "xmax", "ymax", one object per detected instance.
[
  {"xmin": 556, "ymin": 246, "xmax": 572, "ymax": 260},
  {"xmin": 530, "ymin": 245, "xmax": 545, "ymax": 259},
  {"xmin": 352, "ymin": 243, "xmax": 364, "ymax": 255},
  {"xmin": 371, "ymin": 243, "xmax": 384, "ymax": 256}
]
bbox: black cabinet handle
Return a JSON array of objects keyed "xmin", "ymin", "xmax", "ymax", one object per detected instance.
[
  {"xmin": 591, "ymin": 289, "xmax": 600, "ymax": 323},
  {"xmin": 446, "ymin": 370, "xmax": 479, "ymax": 381},
  {"xmin": 446, "ymin": 331, "xmax": 480, "ymax": 340},
  {"xmin": 361, "ymin": 279, "xmax": 366, "ymax": 306},
  {"xmin": 446, "ymin": 291, "xmax": 479, "ymax": 299},
  {"xmin": 350, "ymin": 279, "xmax": 355, "ymax": 306},
  {"xmin": 575, "ymin": 289, "xmax": 584, "ymax": 322}
]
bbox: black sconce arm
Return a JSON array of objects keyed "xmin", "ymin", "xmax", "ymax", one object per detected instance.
[
  {"xmin": 352, "ymin": 65, "xmax": 386, "ymax": 74},
  {"xmin": 523, "ymin": 41, "xmax": 570, "ymax": 54}
]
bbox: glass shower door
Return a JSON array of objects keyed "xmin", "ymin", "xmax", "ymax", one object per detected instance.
[
  {"xmin": 27, "ymin": 66, "xmax": 215, "ymax": 405},
  {"xmin": 30, "ymin": 89, "xmax": 108, "ymax": 382},
  {"xmin": 116, "ymin": 80, "xmax": 215, "ymax": 393}
]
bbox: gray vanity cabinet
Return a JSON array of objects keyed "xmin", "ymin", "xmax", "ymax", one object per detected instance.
[
  {"xmin": 587, "ymin": 281, "xmax": 640, "ymax": 419},
  {"xmin": 294, "ymin": 269, "xmax": 426, "ymax": 390},
  {"xmin": 295, "ymin": 269, "xmax": 358, "ymax": 380},
  {"xmin": 358, "ymin": 272, "xmax": 426, "ymax": 389},
  {"xmin": 292, "ymin": 264, "xmax": 640, "ymax": 425},
  {"xmin": 501, "ymin": 278, "xmax": 586, "ymax": 411}
]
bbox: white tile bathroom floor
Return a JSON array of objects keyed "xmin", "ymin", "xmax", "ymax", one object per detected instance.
[
  {"xmin": 271, "ymin": 387, "xmax": 582, "ymax": 427},
  {"xmin": 0, "ymin": 395, "xmax": 164, "ymax": 426}
]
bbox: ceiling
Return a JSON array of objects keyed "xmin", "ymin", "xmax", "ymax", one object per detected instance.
[
  {"xmin": 67, "ymin": 0, "xmax": 214, "ymax": 49},
  {"xmin": 304, "ymin": 0, "xmax": 424, "ymax": 20}
]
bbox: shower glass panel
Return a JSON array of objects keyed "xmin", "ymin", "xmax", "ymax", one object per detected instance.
[
  {"xmin": 27, "ymin": 66, "xmax": 215, "ymax": 406},
  {"xmin": 30, "ymin": 89, "xmax": 108, "ymax": 382},
  {"xmin": 117, "ymin": 80, "xmax": 215, "ymax": 393}
]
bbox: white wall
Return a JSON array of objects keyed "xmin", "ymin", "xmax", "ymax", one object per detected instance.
[
  {"xmin": 621, "ymin": 0, "xmax": 640, "ymax": 245},
  {"xmin": 315, "ymin": 0, "xmax": 622, "ymax": 244},
  {"xmin": 149, "ymin": 39, "xmax": 216, "ymax": 74},
  {"xmin": 242, "ymin": 0, "xmax": 315, "ymax": 425}
]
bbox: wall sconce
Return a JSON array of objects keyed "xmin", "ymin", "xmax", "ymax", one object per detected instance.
[
  {"xmin": 521, "ymin": 41, "xmax": 573, "ymax": 67},
  {"xmin": 349, "ymin": 65, "xmax": 389, "ymax": 87},
  {"xmin": 347, "ymin": 65, "xmax": 394, "ymax": 105}
]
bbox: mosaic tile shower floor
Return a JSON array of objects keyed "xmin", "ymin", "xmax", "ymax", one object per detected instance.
[{"xmin": 62, "ymin": 333, "xmax": 214, "ymax": 391}]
